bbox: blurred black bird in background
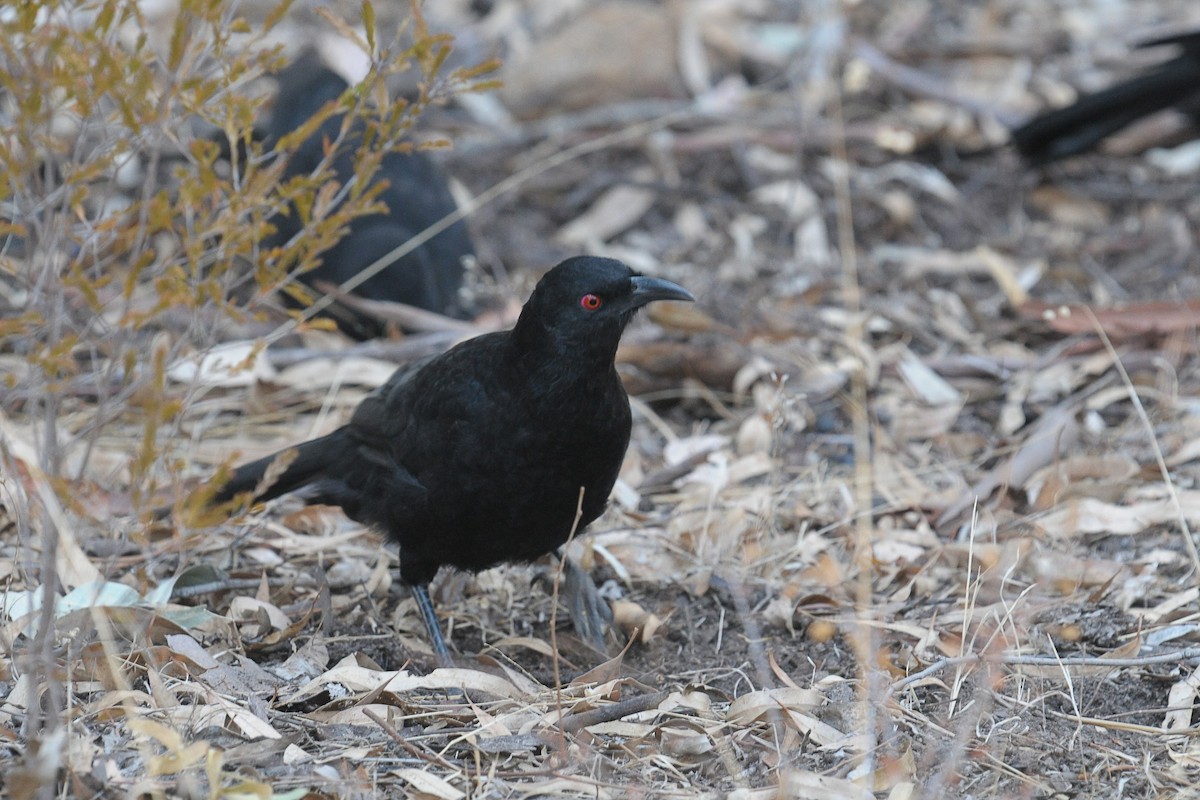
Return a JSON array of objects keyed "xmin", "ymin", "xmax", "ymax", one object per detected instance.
[
  {"xmin": 1012, "ymin": 30, "xmax": 1200, "ymax": 165},
  {"xmin": 211, "ymin": 256, "xmax": 694, "ymax": 664},
  {"xmin": 262, "ymin": 52, "xmax": 475, "ymax": 339}
]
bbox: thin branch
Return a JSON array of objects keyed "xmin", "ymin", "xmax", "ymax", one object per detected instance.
[
  {"xmin": 891, "ymin": 649, "xmax": 1200, "ymax": 695},
  {"xmin": 559, "ymin": 690, "xmax": 670, "ymax": 733},
  {"xmin": 364, "ymin": 707, "xmax": 463, "ymax": 771},
  {"xmin": 1083, "ymin": 306, "xmax": 1200, "ymax": 577}
]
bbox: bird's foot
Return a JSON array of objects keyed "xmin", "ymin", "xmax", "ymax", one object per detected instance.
[{"xmin": 410, "ymin": 582, "xmax": 456, "ymax": 669}]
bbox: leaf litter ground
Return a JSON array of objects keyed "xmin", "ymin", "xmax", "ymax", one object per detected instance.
[{"xmin": 4, "ymin": 1, "xmax": 1200, "ymax": 797}]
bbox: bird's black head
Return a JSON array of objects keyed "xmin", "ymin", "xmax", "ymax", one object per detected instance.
[{"xmin": 513, "ymin": 256, "xmax": 693, "ymax": 360}]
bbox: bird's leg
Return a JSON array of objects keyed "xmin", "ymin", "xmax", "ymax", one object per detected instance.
[
  {"xmin": 410, "ymin": 583, "xmax": 454, "ymax": 668},
  {"xmin": 556, "ymin": 551, "xmax": 614, "ymax": 655}
]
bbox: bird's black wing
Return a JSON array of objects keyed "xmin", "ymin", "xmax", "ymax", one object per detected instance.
[
  {"xmin": 348, "ymin": 333, "xmax": 507, "ymax": 450},
  {"xmin": 213, "ymin": 351, "xmax": 441, "ymax": 509},
  {"xmin": 347, "ymin": 352, "xmax": 440, "ymax": 439}
]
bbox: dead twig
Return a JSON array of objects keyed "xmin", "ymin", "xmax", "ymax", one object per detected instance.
[
  {"xmin": 891, "ymin": 649, "xmax": 1200, "ymax": 695},
  {"xmin": 364, "ymin": 707, "xmax": 463, "ymax": 771},
  {"xmin": 558, "ymin": 690, "xmax": 670, "ymax": 733},
  {"xmin": 312, "ymin": 281, "xmax": 484, "ymax": 334},
  {"xmin": 265, "ymin": 331, "xmax": 464, "ymax": 369},
  {"xmin": 1084, "ymin": 306, "xmax": 1200, "ymax": 577}
]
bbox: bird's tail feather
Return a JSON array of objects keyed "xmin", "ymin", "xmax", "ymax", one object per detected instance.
[
  {"xmin": 1013, "ymin": 59, "xmax": 1200, "ymax": 163},
  {"xmin": 213, "ymin": 430, "xmax": 352, "ymax": 505}
]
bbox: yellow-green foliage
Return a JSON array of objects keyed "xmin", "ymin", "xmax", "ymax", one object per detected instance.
[{"xmin": 0, "ymin": 0, "xmax": 497, "ymax": 499}]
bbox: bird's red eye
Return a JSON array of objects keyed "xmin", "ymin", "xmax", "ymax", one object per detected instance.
[{"xmin": 580, "ymin": 293, "xmax": 602, "ymax": 311}]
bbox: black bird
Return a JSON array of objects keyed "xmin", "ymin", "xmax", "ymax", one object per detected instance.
[
  {"xmin": 212, "ymin": 257, "xmax": 693, "ymax": 663},
  {"xmin": 262, "ymin": 52, "xmax": 474, "ymax": 339},
  {"xmin": 1012, "ymin": 30, "xmax": 1200, "ymax": 165}
]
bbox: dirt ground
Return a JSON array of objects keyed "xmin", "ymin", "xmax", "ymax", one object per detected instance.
[{"xmin": 4, "ymin": 0, "xmax": 1200, "ymax": 798}]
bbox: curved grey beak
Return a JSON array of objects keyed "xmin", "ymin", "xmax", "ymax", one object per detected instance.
[{"xmin": 627, "ymin": 275, "xmax": 694, "ymax": 310}]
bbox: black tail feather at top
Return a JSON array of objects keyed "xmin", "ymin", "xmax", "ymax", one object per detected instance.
[{"xmin": 1013, "ymin": 31, "xmax": 1200, "ymax": 165}]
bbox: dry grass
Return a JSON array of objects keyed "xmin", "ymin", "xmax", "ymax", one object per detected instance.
[{"xmin": 4, "ymin": 0, "xmax": 1200, "ymax": 797}]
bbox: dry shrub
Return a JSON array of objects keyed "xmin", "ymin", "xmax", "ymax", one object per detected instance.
[{"xmin": 0, "ymin": 2, "xmax": 494, "ymax": 795}]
